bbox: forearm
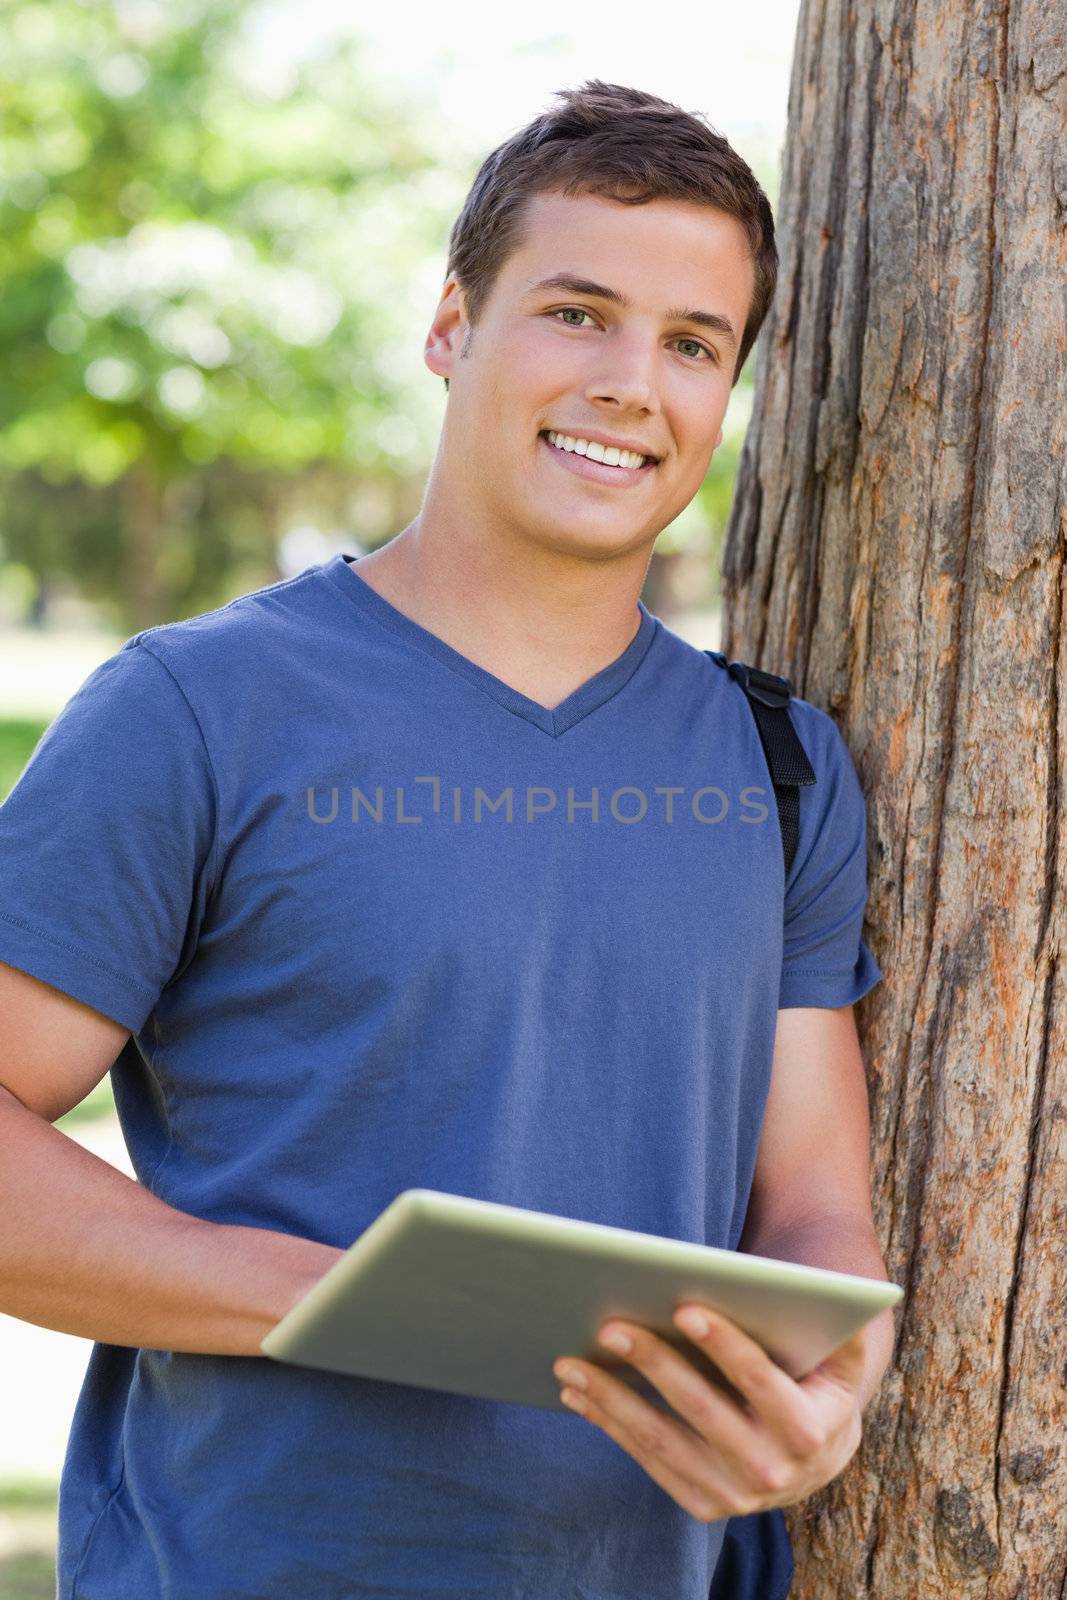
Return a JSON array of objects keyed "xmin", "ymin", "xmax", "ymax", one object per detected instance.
[
  {"xmin": 0, "ymin": 1087, "xmax": 342, "ymax": 1356},
  {"xmin": 740, "ymin": 1213, "xmax": 897, "ymax": 1410}
]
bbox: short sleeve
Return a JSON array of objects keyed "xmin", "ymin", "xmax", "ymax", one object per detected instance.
[
  {"xmin": 0, "ymin": 639, "xmax": 218, "ymax": 1034},
  {"xmin": 778, "ymin": 703, "xmax": 882, "ymax": 1009}
]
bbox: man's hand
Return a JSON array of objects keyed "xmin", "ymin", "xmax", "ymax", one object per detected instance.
[{"xmin": 552, "ymin": 1304, "xmax": 868, "ymax": 1524}]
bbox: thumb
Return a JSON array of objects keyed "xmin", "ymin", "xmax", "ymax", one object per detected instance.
[{"xmin": 807, "ymin": 1326, "xmax": 868, "ymax": 1394}]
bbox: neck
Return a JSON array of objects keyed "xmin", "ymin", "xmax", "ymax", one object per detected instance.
[{"xmin": 349, "ymin": 506, "xmax": 651, "ymax": 711}]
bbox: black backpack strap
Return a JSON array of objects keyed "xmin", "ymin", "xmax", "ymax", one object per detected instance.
[{"xmin": 704, "ymin": 651, "xmax": 816, "ymax": 876}]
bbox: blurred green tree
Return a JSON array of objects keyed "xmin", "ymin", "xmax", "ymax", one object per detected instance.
[
  {"xmin": 0, "ymin": 0, "xmax": 461, "ymax": 630},
  {"xmin": 0, "ymin": 0, "xmax": 769, "ymax": 633}
]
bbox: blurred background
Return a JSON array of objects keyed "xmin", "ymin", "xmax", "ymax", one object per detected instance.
[{"xmin": 0, "ymin": 0, "xmax": 799, "ymax": 1588}]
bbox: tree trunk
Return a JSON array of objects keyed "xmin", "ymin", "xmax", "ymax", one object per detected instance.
[{"xmin": 721, "ymin": 0, "xmax": 1066, "ymax": 1594}]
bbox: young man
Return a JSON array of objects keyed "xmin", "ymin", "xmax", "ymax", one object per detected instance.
[{"xmin": 0, "ymin": 79, "xmax": 893, "ymax": 1598}]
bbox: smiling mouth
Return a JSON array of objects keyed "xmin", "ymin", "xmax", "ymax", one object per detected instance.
[{"xmin": 537, "ymin": 431, "xmax": 659, "ymax": 482}]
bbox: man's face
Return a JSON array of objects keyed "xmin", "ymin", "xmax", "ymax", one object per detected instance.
[{"xmin": 425, "ymin": 190, "xmax": 756, "ymax": 564}]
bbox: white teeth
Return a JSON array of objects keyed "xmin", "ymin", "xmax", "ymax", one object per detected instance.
[{"xmin": 546, "ymin": 431, "xmax": 648, "ymax": 470}]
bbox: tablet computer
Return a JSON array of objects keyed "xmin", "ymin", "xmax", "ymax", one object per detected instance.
[{"xmin": 261, "ymin": 1189, "xmax": 902, "ymax": 1413}]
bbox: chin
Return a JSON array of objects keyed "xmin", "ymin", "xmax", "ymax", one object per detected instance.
[{"xmin": 531, "ymin": 521, "xmax": 651, "ymax": 561}]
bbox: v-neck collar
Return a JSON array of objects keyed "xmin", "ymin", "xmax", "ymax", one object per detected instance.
[{"xmin": 322, "ymin": 552, "xmax": 659, "ymax": 738}]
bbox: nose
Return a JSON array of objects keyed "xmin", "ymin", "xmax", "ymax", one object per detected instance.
[{"xmin": 583, "ymin": 329, "xmax": 659, "ymax": 417}]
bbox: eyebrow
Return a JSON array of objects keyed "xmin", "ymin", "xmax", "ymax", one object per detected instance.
[{"xmin": 525, "ymin": 273, "xmax": 739, "ymax": 354}]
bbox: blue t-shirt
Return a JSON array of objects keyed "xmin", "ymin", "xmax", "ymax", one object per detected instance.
[{"xmin": 0, "ymin": 552, "xmax": 881, "ymax": 1600}]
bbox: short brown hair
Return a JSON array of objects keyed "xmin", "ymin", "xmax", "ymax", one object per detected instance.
[{"xmin": 441, "ymin": 78, "xmax": 777, "ymax": 392}]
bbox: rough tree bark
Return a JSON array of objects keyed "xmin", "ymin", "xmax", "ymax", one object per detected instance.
[{"xmin": 721, "ymin": 0, "xmax": 1066, "ymax": 1594}]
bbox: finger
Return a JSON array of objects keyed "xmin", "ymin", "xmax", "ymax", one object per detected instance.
[
  {"xmin": 804, "ymin": 1326, "xmax": 869, "ymax": 1397},
  {"xmin": 559, "ymin": 1383, "xmax": 739, "ymax": 1524},
  {"xmin": 593, "ymin": 1321, "xmax": 760, "ymax": 1469},
  {"xmin": 673, "ymin": 1305, "xmax": 818, "ymax": 1457},
  {"xmin": 562, "ymin": 1358, "xmax": 723, "ymax": 1499}
]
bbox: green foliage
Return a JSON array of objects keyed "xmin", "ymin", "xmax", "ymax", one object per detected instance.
[
  {"xmin": 0, "ymin": 1, "xmax": 777, "ymax": 626},
  {"xmin": 0, "ymin": 0, "xmax": 464, "ymax": 628}
]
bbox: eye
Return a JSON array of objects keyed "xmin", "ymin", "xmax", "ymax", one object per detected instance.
[
  {"xmin": 549, "ymin": 308, "xmax": 718, "ymax": 364},
  {"xmin": 552, "ymin": 306, "xmax": 596, "ymax": 329},
  {"xmin": 676, "ymin": 337, "xmax": 718, "ymax": 364}
]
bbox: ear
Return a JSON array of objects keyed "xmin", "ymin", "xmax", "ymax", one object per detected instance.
[{"xmin": 425, "ymin": 278, "xmax": 467, "ymax": 382}]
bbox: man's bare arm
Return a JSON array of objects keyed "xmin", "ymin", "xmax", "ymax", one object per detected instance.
[
  {"xmin": 0, "ymin": 962, "xmax": 341, "ymax": 1355},
  {"xmin": 547, "ymin": 1006, "xmax": 898, "ymax": 1522},
  {"xmin": 737, "ymin": 1004, "xmax": 898, "ymax": 1410}
]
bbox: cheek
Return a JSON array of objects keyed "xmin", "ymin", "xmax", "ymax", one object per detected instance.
[
  {"xmin": 670, "ymin": 428, "xmax": 723, "ymax": 497},
  {"xmin": 500, "ymin": 319, "xmax": 587, "ymax": 392},
  {"xmin": 659, "ymin": 359, "xmax": 730, "ymax": 420},
  {"xmin": 695, "ymin": 388, "xmax": 731, "ymax": 452},
  {"xmin": 663, "ymin": 392, "xmax": 726, "ymax": 466}
]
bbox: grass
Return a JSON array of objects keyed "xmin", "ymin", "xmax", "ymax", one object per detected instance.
[
  {"xmin": 57, "ymin": 1076, "xmax": 117, "ymax": 1126},
  {"xmin": 0, "ymin": 1483, "xmax": 57, "ymax": 1514},
  {"xmin": 0, "ymin": 1548, "xmax": 56, "ymax": 1599},
  {"xmin": 0, "ymin": 1479, "xmax": 58, "ymax": 1600},
  {"xmin": 0, "ymin": 718, "xmax": 50, "ymax": 804}
]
